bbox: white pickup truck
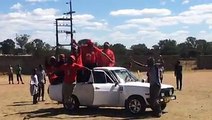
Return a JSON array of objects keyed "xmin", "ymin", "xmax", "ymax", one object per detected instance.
[{"xmin": 48, "ymin": 67, "xmax": 176, "ymax": 114}]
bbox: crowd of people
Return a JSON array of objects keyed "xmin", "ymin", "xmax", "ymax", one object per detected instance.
[
  {"xmin": 44, "ymin": 40, "xmax": 116, "ymax": 106},
  {"xmin": 6, "ymin": 39, "xmax": 183, "ymax": 117},
  {"xmin": 45, "ymin": 40, "xmax": 115, "ymax": 85}
]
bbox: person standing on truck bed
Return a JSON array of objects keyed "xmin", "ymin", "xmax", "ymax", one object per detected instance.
[
  {"xmin": 80, "ymin": 39, "xmax": 114, "ymax": 69},
  {"xmin": 98, "ymin": 42, "xmax": 115, "ymax": 67},
  {"xmin": 70, "ymin": 39, "xmax": 82, "ymax": 65}
]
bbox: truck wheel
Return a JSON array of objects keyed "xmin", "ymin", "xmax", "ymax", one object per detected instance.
[
  {"xmin": 63, "ymin": 95, "xmax": 79, "ymax": 112},
  {"xmin": 161, "ymin": 102, "xmax": 167, "ymax": 111},
  {"xmin": 125, "ymin": 96, "xmax": 146, "ymax": 114}
]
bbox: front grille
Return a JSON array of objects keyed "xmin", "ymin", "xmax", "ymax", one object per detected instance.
[{"xmin": 160, "ymin": 88, "xmax": 174, "ymax": 97}]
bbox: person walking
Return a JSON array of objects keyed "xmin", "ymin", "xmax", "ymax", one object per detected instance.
[
  {"xmin": 132, "ymin": 57, "xmax": 162, "ymax": 117},
  {"xmin": 174, "ymin": 60, "xmax": 183, "ymax": 90},
  {"xmin": 8, "ymin": 65, "xmax": 14, "ymax": 84},
  {"xmin": 30, "ymin": 68, "xmax": 39, "ymax": 104},
  {"xmin": 16, "ymin": 64, "xmax": 24, "ymax": 84},
  {"xmin": 37, "ymin": 65, "xmax": 46, "ymax": 101}
]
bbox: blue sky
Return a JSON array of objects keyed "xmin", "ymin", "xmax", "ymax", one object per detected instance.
[{"xmin": 0, "ymin": 0, "xmax": 212, "ymax": 48}]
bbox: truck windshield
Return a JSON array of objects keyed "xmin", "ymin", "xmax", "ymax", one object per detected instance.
[{"xmin": 112, "ymin": 69, "xmax": 139, "ymax": 82}]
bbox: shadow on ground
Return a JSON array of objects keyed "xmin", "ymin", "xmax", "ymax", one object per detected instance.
[
  {"xmin": 7, "ymin": 101, "xmax": 33, "ymax": 106},
  {"xmin": 19, "ymin": 107, "xmax": 167, "ymax": 120}
]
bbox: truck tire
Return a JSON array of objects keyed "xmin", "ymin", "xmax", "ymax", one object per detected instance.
[
  {"xmin": 125, "ymin": 96, "xmax": 146, "ymax": 114},
  {"xmin": 63, "ymin": 95, "xmax": 79, "ymax": 112},
  {"xmin": 161, "ymin": 102, "xmax": 167, "ymax": 111}
]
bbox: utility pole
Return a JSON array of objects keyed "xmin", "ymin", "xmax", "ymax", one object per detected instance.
[
  {"xmin": 65, "ymin": 0, "xmax": 75, "ymax": 44},
  {"xmin": 55, "ymin": 0, "xmax": 75, "ymax": 56}
]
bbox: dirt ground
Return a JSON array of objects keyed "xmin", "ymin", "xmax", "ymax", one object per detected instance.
[{"xmin": 0, "ymin": 70, "xmax": 212, "ymax": 120}]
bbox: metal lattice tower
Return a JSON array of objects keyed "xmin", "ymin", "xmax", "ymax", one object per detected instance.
[{"xmin": 55, "ymin": 0, "xmax": 75, "ymax": 56}]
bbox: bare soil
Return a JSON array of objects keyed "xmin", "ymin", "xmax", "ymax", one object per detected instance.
[{"xmin": 0, "ymin": 70, "xmax": 212, "ymax": 120}]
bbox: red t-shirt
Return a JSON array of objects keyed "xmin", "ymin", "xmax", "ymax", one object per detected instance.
[
  {"xmin": 76, "ymin": 53, "xmax": 82, "ymax": 66},
  {"xmin": 46, "ymin": 66, "xmax": 58, "ymax": 84},
  {"xmin": 60, "ymin": 63, "xmax": 84, "ymax": 84},
  {"xmin": 98, "ymin": 49, "xmax": 115, "ymax": 67},
  {"xmin": 70, "ymin": 53, "xmax": 83, "ymax": 66},
  {"xmin": 81, "ymin": 45, "xmax": 102, "ymax": 66}
]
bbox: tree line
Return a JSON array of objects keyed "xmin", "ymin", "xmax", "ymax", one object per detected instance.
[{"xmin": 1, "ymin": 34, "xmax": 212, "ymax": 59}]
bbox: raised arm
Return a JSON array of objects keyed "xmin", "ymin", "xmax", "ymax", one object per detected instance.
[
  {"xmin": 93, "ymin": 46, "xmax": 114, "ymax": 62},
  {"xmin": 131, "ymin": 59, "xmax": 147, "ymax": 68}
]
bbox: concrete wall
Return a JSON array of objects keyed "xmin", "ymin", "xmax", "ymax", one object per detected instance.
[
  {"xmin": 0, "ymin": 55, "xmax": 211, "ymax": 75},
  {"xmin": 197, "ymin": 55, "xmax": 212, "ymax": 69},
  {"xmin": 0, "ymin": 55, "xmax": 45, "ymax": 75}
]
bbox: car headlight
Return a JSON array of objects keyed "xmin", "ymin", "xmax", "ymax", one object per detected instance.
[
  {"xmin": 161, "ymin": 93, "xmax": 165, "ymax": 97},
  {"xmin": 169, "ymin": 90, "xmax": 173, "ymax": 95}
]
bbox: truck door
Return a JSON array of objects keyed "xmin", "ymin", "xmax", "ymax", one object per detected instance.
[
  {"xmin": 92, "ymin": 71, "xmax": 120, "ymax": 106},
  {"xmin": 73, "ymin": 70, "xmax": 94, "ymax": 106}
]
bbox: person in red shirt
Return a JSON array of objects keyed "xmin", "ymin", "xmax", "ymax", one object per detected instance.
[
  {"xmin": 45, "ymin": 56, "xmax": 59, "ymax": 85},
  {"xmin": 60, "ymin": 55, "xmax": 90, "ymax": 107},
  {"xmin": 98, "ymin": 42, "xmax": 115, "ymax": 67},
  {"xmin": 71, "ymin": 40, "xmax": 82, "ymax": 65},
  {"xmin": 80, "ymin": 40, "xmax": 103, "ymax": 69}
]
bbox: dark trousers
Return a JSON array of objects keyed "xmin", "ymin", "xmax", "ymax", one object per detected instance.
[
  {"xmin": 8, "ymin": 74, "xmax": 14, "ymax": 84},
  {"xmin": 33, "ymin": 93, "xmax": 38, "ymax": 104},
  {"xmin": 176, "ymin": 75, "xmax": 182, "ymax": 90},
  {"xmin": 150, "ymin": 84, "xmax": 161, "ymax": 114},
  {"xmin": 62, "ymin": 83, "xmax": 75, "ymax": 103},
  {"xmin": 160, "ymin": 76, "xmax": 163, "ymax": 83},
  {"xmin": 38, "ymin": 83, "xmax": 45, "ymax": 100},
  {"xmin": 16, "ymin": 74, "xmax": 23, "ymax": 83}
]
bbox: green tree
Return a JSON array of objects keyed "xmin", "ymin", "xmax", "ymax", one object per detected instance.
[
  {"xmin": 177, "ymin": 43, "xmax": 189, "ymax": 58},
  {"xmin": 25, "ymin": 39, "xmax": 53, "ymax": 56},
  {"xmin": 130, "ymin": 44, "xmax": 148, "ymax": 55},
  {"xmin": 15, "ymin": 34, "xmax": 30, "ymax": 49},
  {"xmin": 0, "ymin": 39, "xmax": 15, "ymax": 54},
  {"xmin": 152, "ymin": 45, "xmax": 160, "ymax": 51},
  {"xmin": 158, "ymin": 39, "xmax": 178, "ymax": 55},
  {"xmin": 25, "ymin": 42, "xmax": 35, "ymax": 54},
  {"xmin": 185, "ymin": 37, "xmax": 201, "ymax": 58},
  {"xmin": 186, "ymin": 36, "xmax": 197, "ymax": 49},
  {"xmin": 196, "ymin": 39, "xmax": 207, "ymax": 55},
  {"xmin": 111, "ymin": 43, "xmax": 126, "ymax": 55},
  {"xmin": 204, "ymin": 42, "xmax": 212, "ymax": 55}
]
